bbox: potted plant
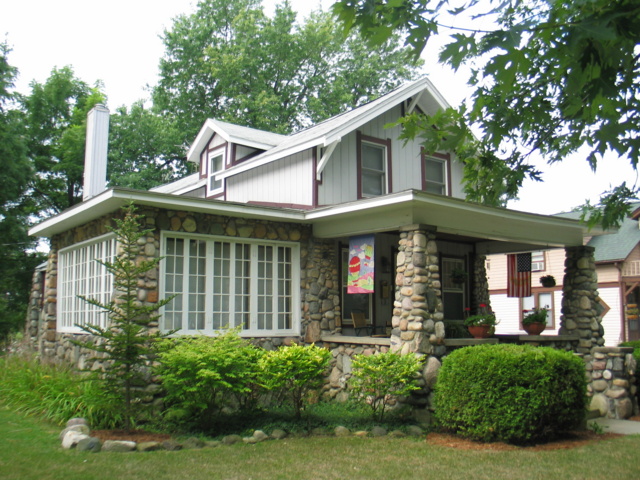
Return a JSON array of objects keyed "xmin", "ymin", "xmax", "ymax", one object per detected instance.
[
  {"xmin": 463, "ymin": 304, "xmax": 498, "ymax": 339},
  {"xmin": 539, "ymin": 275, "xmax": 556, "ymax": 288},
  {"xmin": 450, "ymin": 268, "xmax": 468, "ymax": 285},
  {"xmin": 522, "ymin": 306, "xmax": 548, "ymax": 335}
]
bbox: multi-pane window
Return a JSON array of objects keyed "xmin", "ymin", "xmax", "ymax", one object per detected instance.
[
  {"xmin": 161, "ymin": 233, "xmax": 299, "ymax": 336},
  {"xmin": 521, "ymin": 292, "xmax": 554, "ymax": 329},
  {"xmin": 57, "ymin": 234, "xmax": 116, "ymax": 332},
  {"xmin": 424, "ymin": 155, "xmax": 447, "ymax": 194},
  {"xmin": 208, "ymin": 151, "xmax": 224, "ymax": 195},
  {"xmin": 361, "ymin": 143, "xmax": 387, "ymax": 197}
]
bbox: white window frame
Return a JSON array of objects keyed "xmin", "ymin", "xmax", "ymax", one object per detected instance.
[
  {"xmin": 159, "ymin": 232, "xmax": 300, "ymax": 337},
  {"xmin": 531, "ymin": 251, "xmax": 545, "ymax": 271},
  {"xmin": 207, "ymin": 149, "xmax": 225, "ymax": 196},
  {"xmin": 360, "ymin": 141, "xmax": 388, "ymax": 197},
  {"xmin": 57, "ymin": 233, "xmax": 117, "ymax": 333},
  {"xmin": 424, "ymin": 154, "xmax": 447, "ymax": 195}
]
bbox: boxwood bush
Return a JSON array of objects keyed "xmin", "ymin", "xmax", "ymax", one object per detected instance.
[{"xmin": 434, "ymin": 344, "xmax": 587, "ymax": 444}]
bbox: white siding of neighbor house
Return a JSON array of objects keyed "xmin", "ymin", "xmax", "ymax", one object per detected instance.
[
  {"xmin": 599, "ymin": 286, "xmax": 623, "ymax": 346},
  {"xmin": 491, "ymin": 291, "xmax": 564, "ymax": 336},
  {"xmin": 318, "ymin": 104, "xmax": 465, "ymax": 205},
  {"xmin": 486, "ymin": 249, "xmax": 566, "ymax": 291},
  {"xmin": 226, "ymin": 151, "xmax": 314, "ymax": 206},
  {"xmin": 488, "ymin": 249, "xmax": 624, "ymax": 346}
]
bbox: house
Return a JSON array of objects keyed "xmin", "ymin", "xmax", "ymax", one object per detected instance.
[{"xmin": 488, "ymin": 204, "xmax": 640, "ymax": 346}]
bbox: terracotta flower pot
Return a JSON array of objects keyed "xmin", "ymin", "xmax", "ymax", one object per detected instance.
[
  {"xmin": 467, "ymin": 325, "xmax": 492, "ymax": 339},
  {"xmin": 523, "ymin": 322, "xmax": 545, "ymax": 335}
]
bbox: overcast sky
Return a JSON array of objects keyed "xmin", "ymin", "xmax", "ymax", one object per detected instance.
[{"xmin": 2, "ymin": 0, "xmax": 636, "ymax": 216}]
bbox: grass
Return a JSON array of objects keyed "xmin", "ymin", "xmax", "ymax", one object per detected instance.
[{"xmin": 2, "ymin": 406, "xmax": 640, "ymax": 480}]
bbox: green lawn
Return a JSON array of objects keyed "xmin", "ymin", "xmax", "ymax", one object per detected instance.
[{"xmin": 2, "ymin": 405, "xmax": 639, "ymax": 480}]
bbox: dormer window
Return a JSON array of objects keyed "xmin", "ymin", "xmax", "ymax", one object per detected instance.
[{"xmin": 207, "ymin": 149, "xmax": 225, "ymax": 196}]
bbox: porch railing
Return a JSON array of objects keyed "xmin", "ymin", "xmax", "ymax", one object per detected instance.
[{"xmin": 622, "ymin": 260, "xmax": 640, "ymax": 277}]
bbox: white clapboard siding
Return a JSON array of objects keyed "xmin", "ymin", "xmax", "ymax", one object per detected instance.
[
  {"xmin": 492, "ymin": 291, "xmax": 563, "ymax": 336},
  {"xmin": 487, "ymin": 249, "xmax": 566, "ymax": 290},
  {"xmin": 226, "ymin": 151, "xmax": 314, "ymax": 206},
  {"xmin": 599, "ymin": 287, "xmax": 623, "ymax": 346}
]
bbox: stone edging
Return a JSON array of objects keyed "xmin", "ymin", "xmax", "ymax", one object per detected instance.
[{"xmin": 60, "ymin": 418, "xmax": 426, "ymax": 453}]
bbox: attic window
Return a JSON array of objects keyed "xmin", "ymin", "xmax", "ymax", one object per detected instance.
[{"xmin": 207, "ymin": 150, "xmax": 225, "ymax": 196}]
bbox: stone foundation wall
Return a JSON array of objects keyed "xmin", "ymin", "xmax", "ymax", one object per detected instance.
[
  {"xmin": 588, "ymin": 347, "xmax": 638, "ymax": 419},
  {"xmin": 31, "ymin": 206, "xmax": 340, "ymax": 366}
]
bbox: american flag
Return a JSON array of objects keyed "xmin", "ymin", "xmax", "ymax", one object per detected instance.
[{"xmin": 507, "ymin": 253, "xmax": 532, "ymax": 297}]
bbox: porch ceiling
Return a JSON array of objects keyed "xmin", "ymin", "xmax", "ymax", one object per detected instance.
[{"xmin": 307, "ymin": 190, "xmax": 591, "ymax": 254}]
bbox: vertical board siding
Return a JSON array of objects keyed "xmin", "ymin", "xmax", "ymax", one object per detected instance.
[
  {"xmin": 226, "ymin": 151, "xmax": 314, "ymax": 206},
  {"xmin": 318, "ymin": 104, "xmax": 465, "ymax": 205}
]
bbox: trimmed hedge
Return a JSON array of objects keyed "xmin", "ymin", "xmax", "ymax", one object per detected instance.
[{"xmin": 434, "ymin": 344, "xmax": 587, "ymax": 444}]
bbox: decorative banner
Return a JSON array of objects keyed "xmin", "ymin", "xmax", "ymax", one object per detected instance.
[
  {"xmin": 347, "ymin": 235, "xmax": 375, "ymax": 293},
  {"xmin": 507, "ymin": 252, "xmax": 532, "ymax": 297}
]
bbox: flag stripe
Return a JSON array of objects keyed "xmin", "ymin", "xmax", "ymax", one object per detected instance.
[{"xmin": 507, "ymin": 253, "xmax": 531, "ymax": 297}]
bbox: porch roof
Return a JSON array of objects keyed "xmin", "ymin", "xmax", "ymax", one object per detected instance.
[{"xmin": 29, "ymin": 188, "xmax": 592, "ymax": 253}]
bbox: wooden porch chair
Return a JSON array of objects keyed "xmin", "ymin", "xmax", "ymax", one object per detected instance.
[{"xmin": 351, "ymin": 312, "xmax": 372, "ymax": 336}]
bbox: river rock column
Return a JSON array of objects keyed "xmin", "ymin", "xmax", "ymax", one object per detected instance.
[
  {"xmin": 559, "ymin": 246, "xmax": 603, "ymax": 354},
  {"xmin": 391, "ymin": 225, "xmax": 444, "ymax": 355}
]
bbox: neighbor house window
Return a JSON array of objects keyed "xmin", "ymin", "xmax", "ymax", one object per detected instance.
[
  {"xmin": 358, "ymin": 133, "xmax": 391, "ymax": 198},
  {"xmin": 207, "ymin": 149, "xmax": 225, "ymax": 196},
  {"xmin": 531, "ymin": 251, "xmax": 545, "ymax": 271},
  {"xmin": 520, "ymin": 292, "xmax": 554, "ymax": 329},
  {"xmin": 57, "ymin": 234, "xmax": 117, "ymax": 333},
  {"xmin": 422, "ymin": 152, "xmax": 449, "ymax": 195},
  {"xmin": 161, "ymin": 233, "xmax": 299, "ymax": 336}
]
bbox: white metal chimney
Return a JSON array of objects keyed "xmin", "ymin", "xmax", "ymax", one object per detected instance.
[{"xmin": 83, "ymin": 104, "xmax": 110, "ymax": 201}]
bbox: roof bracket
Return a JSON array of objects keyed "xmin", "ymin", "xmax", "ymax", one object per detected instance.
[
  {"xmin": 316, "ymin": 140, "xmax": 340, "ymax": 181},
  {"xmin": 406, "ymin": 92, "xmax": 424, "ymax": 114}
]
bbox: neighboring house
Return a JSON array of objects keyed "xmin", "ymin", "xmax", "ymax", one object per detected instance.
[
  {"xmin": 488, "ymin": 205, "xmax": 640, "ymax": 346},
  {"xmin": 28, "ymin": 77, "xmax": 596, "ymax": 362}
]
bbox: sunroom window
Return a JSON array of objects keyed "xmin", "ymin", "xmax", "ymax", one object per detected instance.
[
  {"xmin": 57, "ymin": 234, "xmax": 116, "ymax": 333},
  {"xmin": 161, "ymin": 233, "xmax": 299, "ymax": 336}
]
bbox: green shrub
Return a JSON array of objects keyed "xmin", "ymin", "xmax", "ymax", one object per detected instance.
[
  {"xmin": 259, "ymin": 343, "xmax": 331, "ymax": 419},
  {"xmin": 349, "ymin": 351, "xmax": 424, "ymax": 421},
  {"xmin": 156, "ymin": 329, "xmax": 264, "ymax": 430},
  {"xmin": 0, "ymin": 354, "xmax": 124, "ymax": 428},
  {"xmin": 434, "ymin": 344, "xmax": 587, "ymax": 444}
]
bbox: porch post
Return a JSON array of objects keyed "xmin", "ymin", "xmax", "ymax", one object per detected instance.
[
  {"xmin": 560, "ymin": 246, "xmax": 604, "ymax": 354},
  {"xmin": 391, "ymin": 225, "xmax": 445, "ymax": 355}
]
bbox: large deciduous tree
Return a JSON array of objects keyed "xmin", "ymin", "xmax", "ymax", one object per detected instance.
[
  {"xmin": 334, "ymin": 0, "xmax": 640, "ymax": 227},
  {"xmin": 22, "ymin": 66, "xmax": 106, "ymax": 216},
  {"xmin": 0, "ymin": 44, "xmax": 43, "ymax": 341},
  {"xmin": 107, "ymin": 102, "xmax": 191, "ymax": 190},
  {"xmin": 152, "ymin": 0, "xmax": 422, "ymax": 140}
]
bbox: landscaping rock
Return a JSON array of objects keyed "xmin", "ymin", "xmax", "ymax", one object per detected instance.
[
  {"xmin": 204, "ymin": 440, "xmax": 222, "ymax": 448},
  {"xmin": 66, "ymin": 417, "xmax": 89, "ymax": 428},
  {"xmin": 311, "ymin": 427, "xmax": 329, "ymax": 436},
  {"xmin": 406, "ymin": 425, "xmax": 424, "ymax": 437},
  {"xmin": 161, "ymin": 440, "xmax": 183, "ymax": 451},
  {"xmin": 334, "ymin": 426, "xmax": 351, "ymax": 437},
  {"xmin": 59, "ymin": 424, "xmax": 90, "ymax": 441},
  {"xmin": 102, "ymin": 440, "xmax": 137, "ymax": 452},
  {"xmin": 354, "ymin": 431, "xmax": 369, "ymax": 437},
  {"xmin": 61, "ymin": 431, "xmax": 89, "ymax": 449},
  {"xmin": 137, "ymin": 441, "xmax": 162, "ymax": 452},
  {"xmin": 270, "ymin": 429, "xmax": 288, "ymax": 440},
  {"xmin": 243, "ymin": 436, "xmax": 258, "ymax": 444},
  {"xmin": 181, "ymin": 437, "xmax": 205, "ymax": 449},
  {"xmin": 252, "ymin": 430, "xmax": 270, "ymax": 443},
  {"xmin": 222, "ymin": 434, "xmax": 242, "ymax": 445},
  {"xmin": 388, "ymin": 430, "xmax": 406, "ymax": 438},
  {"xmin": 370, "ymin": 426, "xmax": 387, "ymax": 437},
  {"xmin": 76, "ymin": 437, "xmax": 102, "ymax": 453}
]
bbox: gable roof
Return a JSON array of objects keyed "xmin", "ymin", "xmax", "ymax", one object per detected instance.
[
  {"xmin": 556, "ymin": 204, "xmax": 640, "ymax": 262},
  {"xmin": 207, "ymin": 76, "xmax": 446, "ymax": 180},
  {"xmin": 187, "ymin": 119, "xmax": 287, "ymax": 162}
]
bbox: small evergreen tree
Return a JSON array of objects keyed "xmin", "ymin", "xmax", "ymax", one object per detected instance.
[{"xmin": 77, "ymin": 203, "xmax": 173, "ymax": 431}]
